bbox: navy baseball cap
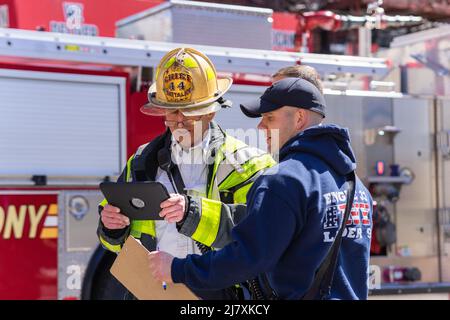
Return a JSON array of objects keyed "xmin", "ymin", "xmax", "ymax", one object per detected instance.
[{"xmin": 240, "ymin": 77, "xmax": 326, "ymax": 118}]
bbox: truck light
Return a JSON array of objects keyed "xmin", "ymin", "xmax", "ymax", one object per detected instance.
[{"xmin": 376, "ymin": 160, "xmax": 385, "ymax": 176}]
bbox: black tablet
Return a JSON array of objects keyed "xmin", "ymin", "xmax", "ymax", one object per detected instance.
[{"xmin": 99, "ymin": 181, "xmax": 170, "ymax": 220}]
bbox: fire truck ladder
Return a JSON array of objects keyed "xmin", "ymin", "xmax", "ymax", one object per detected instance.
[{"xmin": 0, "ymin": 28, "xmax": 389, "ymax": 76}]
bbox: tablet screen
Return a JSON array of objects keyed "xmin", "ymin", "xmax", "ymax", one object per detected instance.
[{"xmin": 100, "ymin": 181, "xmax": 170, "ymax": 220}]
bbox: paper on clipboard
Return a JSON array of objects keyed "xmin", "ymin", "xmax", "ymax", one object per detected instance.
[{"xmin": 110, "ymin": 236, "xmax": 199, "ymax": 300}]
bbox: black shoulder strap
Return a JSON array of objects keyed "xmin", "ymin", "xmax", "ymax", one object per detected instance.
[
  {"xmin": 301, "ymin": 171, "xmax": 357, "ymax": 300},
  {"xmin": 157, "ymin": 133, "xmax": 186, "ymax": 195},
  {"xmin": 169, "ymin": 161, "xmax": 186, "ymax": 195},
  {"xmin": 133, "ymin": 129, "xmax": 170, "ymax": 181}
]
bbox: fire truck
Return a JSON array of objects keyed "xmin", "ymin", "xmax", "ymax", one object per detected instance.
[
  {"xmin": 0, "ymin": 26, "xmax": 392, "ymax": 300},
  {"xmin": 0, "ymin": 0, "xmax": 449, "ymax": 300}
]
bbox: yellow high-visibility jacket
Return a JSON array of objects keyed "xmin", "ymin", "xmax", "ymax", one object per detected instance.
[{"xmin": 97, "ymin": 121, "xmax": 275, "ymax": 253}]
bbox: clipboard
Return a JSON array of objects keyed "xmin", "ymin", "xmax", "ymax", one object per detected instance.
[
  {"xmin": 99, "ymin": 181, "xmax": 170, "ymax": 220},
  {"xmin": 110, "ymin": 236, "xmax": 199, "ymax": 300}
]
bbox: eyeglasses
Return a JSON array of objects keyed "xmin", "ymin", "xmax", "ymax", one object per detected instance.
[{"xmin": 164, "ymin": 119, "xmax": 198, "ymax": 127}]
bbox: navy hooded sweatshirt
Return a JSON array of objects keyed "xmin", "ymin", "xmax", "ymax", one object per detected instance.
[{"xmin": 172, "ymin": 124, "xmax": 373, "ymax": 300}]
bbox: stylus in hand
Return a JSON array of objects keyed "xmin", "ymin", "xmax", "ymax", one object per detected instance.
[{"xmin": 156, "ymin": 245, "xmax": 167, "ymax": 290}]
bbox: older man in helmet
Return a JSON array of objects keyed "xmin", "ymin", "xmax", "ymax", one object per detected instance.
[{"xmin": 97, "ymin": 48, "xmax": 275, "ymax": 300}]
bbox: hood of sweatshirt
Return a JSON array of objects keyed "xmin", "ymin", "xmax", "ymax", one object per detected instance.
[{"xmin": 279, "ymin": 124, "xmax": 356, "ymax": 175}]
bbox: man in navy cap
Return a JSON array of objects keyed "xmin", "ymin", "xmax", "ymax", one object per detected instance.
[{"xmin": 148, "ymin": 75, "xmax": 373, "ymax": 300}]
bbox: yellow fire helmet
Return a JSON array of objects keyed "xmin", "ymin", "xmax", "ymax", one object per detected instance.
[{"xmin": 141, "ymin": 47, "xmax": 233, "ymax": 117}]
